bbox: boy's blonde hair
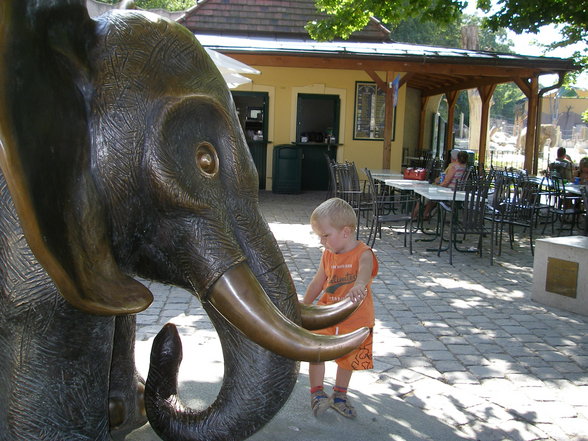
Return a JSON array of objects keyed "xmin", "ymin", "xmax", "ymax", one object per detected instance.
[{"xmin": 310, "ymin": 197, "xmax": 357, "ymax": 231}]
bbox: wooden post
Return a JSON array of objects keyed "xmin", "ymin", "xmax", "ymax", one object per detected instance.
[
  {"xmin": 514, "ymin": 77, "xmax": 539, "ymax": 173},
  {"xmin": 533, "ymin": 96, "xmax": 543, "ymax": 176},
  {"xmin": 444, "ymin": 90, "xmax": 458, "ymax": 156},
  {"xmin": 477, "ymin": 84, "xmax": 496, "ymax": 169},
  {"xmin": 382, "ymin": 71, "xmax": 394, "ymax": 169},
  {"xmin": 526, "ymin": 78, "xmax": 540, "ymax": 173},
  {"xmin": 418, "ymin": 96, "xmax": 429, "ymax": 153}
]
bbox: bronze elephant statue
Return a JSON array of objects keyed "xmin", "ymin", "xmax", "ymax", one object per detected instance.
[{"xmin": 0, "ymin": 1, "xmax": 368, "ymax": 440}]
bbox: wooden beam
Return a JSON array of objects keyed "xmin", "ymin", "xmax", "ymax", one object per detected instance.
[
  {"xmin": 365, "ymin": 69, "xmax": 387, "ymax": 90},
  {"xmin": 418, "ymin": 96, "xmax": 429, "ymax": 153},
  {"xmin": 422, "ymin": 76, "xmax": 512, "ymax": 97},
  {"xmin": 477, "ymin": 84, "xmax": 496, "ymax": 168},
  {"xmin": 382, "ymin": 71, "xmax": 394, "ymax": 169},
  {"xmin": 444, "ymin": 90, "xmax": 458, "ymax": 154},
  {"xmin": 533, "ymin": 96, "xmax": 543, "ymax": 175},
  {"xmin": 524, "ymin": 77, "xmax": 539, "ymax": 171},
  {"xmin": 514, "ymin": 77, "xmax": 532, "ymax": 97},
  {"xmin": 225, "ymin": 53, "xmax": 546, "ymax": 78},
  {"xmin": 398, "ymin": 72, "xmax": 414, "ymax": 88}
]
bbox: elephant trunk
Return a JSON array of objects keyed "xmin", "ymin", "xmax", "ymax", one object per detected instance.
[{"xmin": 145, "ymin": 316, "xmax": 293, "ymax": 441}]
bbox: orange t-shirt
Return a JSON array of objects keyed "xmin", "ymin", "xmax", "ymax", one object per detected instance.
[{"xmin": 317, "ymin": 241, "xmax": 378, "ymax": 332}]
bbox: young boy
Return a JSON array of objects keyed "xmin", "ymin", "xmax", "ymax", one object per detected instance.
[{"xmin": 302, "ymin": 197, "xmax": 379, "ymax": 418}]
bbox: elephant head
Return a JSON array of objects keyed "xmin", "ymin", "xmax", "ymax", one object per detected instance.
[{"xmin": 0, "ymin": 1, "xmax": 367, "ymax": 440}]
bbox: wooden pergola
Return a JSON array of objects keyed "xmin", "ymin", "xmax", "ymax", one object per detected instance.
[{"xmin": 209, "ymin": 41, "xmax": 576, "ymax": 174}]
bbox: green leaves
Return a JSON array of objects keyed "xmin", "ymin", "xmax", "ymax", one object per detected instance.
[{"xmin": 307, "ymin": 0, "xmax": 464, "ymax": 41}]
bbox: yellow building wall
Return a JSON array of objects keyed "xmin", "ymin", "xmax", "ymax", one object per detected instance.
[{"xmin": 235, "ymin": 66, "xmax": 407, "ymax": 189}]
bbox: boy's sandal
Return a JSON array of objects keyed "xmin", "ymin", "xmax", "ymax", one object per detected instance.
[
  {"xmin": 311, "ymin": 390, "xmax": 330, "ymax": 416},
  {"xmin": 330, "ymin": 392, "xmax": 357, "ymax": 419}
]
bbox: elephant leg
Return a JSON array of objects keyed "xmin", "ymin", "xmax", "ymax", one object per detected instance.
[
  {"xmin": 0, "ymin": 173, "xmax": 117, "ymax": 441},
  {"xmin": 109, "ymin": 315, "xmax": 147, "ymax": 441}
]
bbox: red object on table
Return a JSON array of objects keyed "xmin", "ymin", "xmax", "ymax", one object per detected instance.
[{"xmin": 403, "ymin": 168, "xmax": 427, "ymax": 180}]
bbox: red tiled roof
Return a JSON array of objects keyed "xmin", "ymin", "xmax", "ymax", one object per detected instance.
[{"xmin": 178, "ymin": 0, "xmax": 390, "ymax": 42}]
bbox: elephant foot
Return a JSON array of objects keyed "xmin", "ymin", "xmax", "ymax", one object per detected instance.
[
  {"xmin": 109, "ymin": 382, "xmax": 147, "ymax": 436},
  {"xmin": 109, "ymin": 397, "xmax": 126, "ymax": 428}
]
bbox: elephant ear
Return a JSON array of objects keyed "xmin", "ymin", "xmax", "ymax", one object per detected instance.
[{"xmin": 0, "ymin": 1, "xmax": 152, "ymax": 315}]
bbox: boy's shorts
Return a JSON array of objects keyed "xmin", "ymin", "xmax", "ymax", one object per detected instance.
[{"xmin": 318, "ymin": 327, "xmax": 373, "ymax": 370}]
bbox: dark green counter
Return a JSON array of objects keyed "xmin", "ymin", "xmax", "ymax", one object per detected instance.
[{"xmin": 272, "ymin": 143, "xmax": 338, "ymax": 193}]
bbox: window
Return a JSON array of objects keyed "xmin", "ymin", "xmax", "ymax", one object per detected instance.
[
  {"xmin": 296, "ymin": 94, "xmax": 340, "ymax": 144},
  {"xmin": 353, "ymin": 81, "xmax": 394, "ymax": 141}
]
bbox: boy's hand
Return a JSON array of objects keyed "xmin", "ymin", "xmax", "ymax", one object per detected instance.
[{"xmin": 347, "ymin": 285, "xmax": 367, "ymax": 303}]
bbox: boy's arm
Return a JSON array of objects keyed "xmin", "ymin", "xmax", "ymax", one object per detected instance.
[
  {"xmin": 302, "ymin": 256, "xmax": 327, "ymax": 305},
  {"xmin": 346, "ymin": 250, "xmax": 374, "ymax": 303}
]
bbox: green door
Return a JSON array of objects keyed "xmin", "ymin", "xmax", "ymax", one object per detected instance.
[
  {"xmin": 232, "ymin": 91, "xmax": 269, "ymax": 189},
  {"xmin": 295, "ymin": 93, "xmax": 340, "ymax": 191}
]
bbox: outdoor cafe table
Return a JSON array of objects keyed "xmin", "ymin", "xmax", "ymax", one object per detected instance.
[
  {"xmin": 384, "ymin": 179, "xmax": 466, "ymax": 203},
  {"xmin": 384, "ymin": 178, "xmax": 429, "ymax": 191},
  {"xmin": 370, "ymin": 169, "xmax": 404, "ymax": 181},
  {"xmin": 412, "ymin": 184, "xmax": 466, "ymax": 202},
  {"xmin": 383, "ymin": 180, "xmax": 466, "ymax": 246},
  {"xmin": 564, "ymin": 183, "xmax": 587, "ymax": 196},
  {"xmin": 527, "ymin": 176, "xmax": 586, "ymax": 196}
]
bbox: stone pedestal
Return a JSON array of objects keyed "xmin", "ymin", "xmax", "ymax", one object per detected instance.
[{"xmin": 532, "ymin": 236, "xmax": 588, "ymax": 316}]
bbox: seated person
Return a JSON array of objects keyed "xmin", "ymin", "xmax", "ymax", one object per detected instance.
[
  {"xmin": 414, "ymin": 150, "xmax": 468, "ymax": 220},
  {"xmin": 437, "ymin": 150, "xmax": 469, "ymax": 189},
  {"xmin": 576, "ymin": 157, "xmax": 588, "ymax": 185},
  {"xmin": 549, "ymin": 147, "xmax": 573, "ymax": 180}
]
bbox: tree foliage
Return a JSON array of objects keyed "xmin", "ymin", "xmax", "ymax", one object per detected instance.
[
  {"xmin": 478, "ymin": 0, "xmax": 587, "ymax": 49},
  {"xmin": 491, "ymin": 83, "xmax": 524, "ymax": 120},
  {"xmin": 388, "ymin": 15, "xmax": 512, "ymax": 52},
  {"xmin": 307, "ymin": 0, "xmax": 588, "ymax": 58},
  {"xmin": 478, "ymin": 0, "xmax": 588, "ymax": 76},
  {"xmin": 306, "ymin": 0, "xmax": 464, "ymax": 41}
]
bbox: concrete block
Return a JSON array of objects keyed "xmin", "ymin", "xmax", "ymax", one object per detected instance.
[{"xmin": 532, "ymin": 236, "xmax": 588, "ymax": 316}]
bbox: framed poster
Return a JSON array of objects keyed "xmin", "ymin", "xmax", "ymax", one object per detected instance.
[{"xmin": 353, "ymin": 81, "xmax": 394, "ymax": 141}]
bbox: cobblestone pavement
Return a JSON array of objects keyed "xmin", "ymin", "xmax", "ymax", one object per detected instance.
[{"xmin": 129, "ymin": 191, "xmax": 588, "ymax": 441}]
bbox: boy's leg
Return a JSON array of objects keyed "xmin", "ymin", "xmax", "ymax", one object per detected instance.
[
  {"xmin": 334, "ymin": 366, "xmax": 353, "ymax": 389},
  {"xmin": 331, "ymin": 367, "xmax": 357, "ymax": 418},
  {"xmin": 309, "ymin": 362, "xmax": 329, "ymax": 416},
  {"xmin": 309, "ymin": 361, "xmax": 325, "ymax": 389}
]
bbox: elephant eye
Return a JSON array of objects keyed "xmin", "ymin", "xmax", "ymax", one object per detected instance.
[{"xmin": 195, "ymin": 142, "xmax": 219, "ymax": 177}]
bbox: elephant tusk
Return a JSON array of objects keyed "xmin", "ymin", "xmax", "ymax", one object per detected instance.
[
  {"xmin": 206, "ymin": 263, "xmax": 370, "ymax": 363},
  {"xmin": 298, "ymin": 299, "xmax": 362, "ymax": 331}
]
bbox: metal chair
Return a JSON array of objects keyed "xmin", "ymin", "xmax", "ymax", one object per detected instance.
[
  {"xmin": 364, "ymin": 168, "xmax": 417, "ymax": 251},
  {"xmin": 333, "ymin": 162, "xmax": 371, "ymax": 234},
  {"xmin": 548, "ymin": 160, "xmax": 573, "ymax": 181},
  {"xmin": 495, "ymin": 177, "xmax": 538, "ymax": 255},
  {"xmin": 485, "ymin": 170, "xmax": 511, "ymax": 245},
  {"xmin": 325, "ymin": 154, "xmax": 337, "ymax": 199},
  {"xmin": 543, "ymin": 176, "xmax": 583, "ymax": 235},
  {"xmin": 581, "ymin": 186, "xmax": 588, "ymax": 236},
  {"xmin": 438, "ymin": 178, "xmax": 494, "ymax": 265}
]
